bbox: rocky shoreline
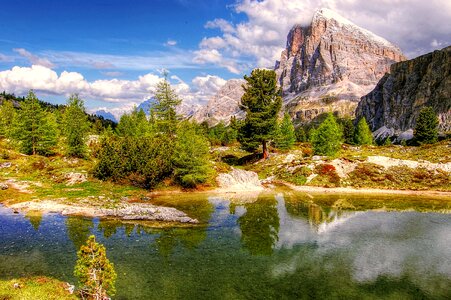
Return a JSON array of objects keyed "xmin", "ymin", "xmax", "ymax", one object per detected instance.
[{"xmin": 6, "ymin": 200, "xmax": 199, "ymax": 224}]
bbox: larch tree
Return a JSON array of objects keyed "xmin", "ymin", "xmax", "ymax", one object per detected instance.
[
  {"xmin": 12, "ymin": 91, "xmax": 58, "ymax": 155},
  {"xmin": 154, "ymin": 72, "xmax": 181, "ymax": 135},
  {"xmin": 0, "ymin": 100, "xmax": 16, "ymax": 139},
  {"xmin": 274, "ymin": 113, "xmax": 296, "ymax": 150},
  {"xmin": 63, "ymin": 94, "xmax": 90, "ymax": 157},
  {"xmin": 310, "ymin": 113, "xmax": 343, "ymax": 156},
  {"xmin": 238, "ymin": 69, "xmax": 282, "ymax": 159},
  {"xmin": 354, "ymin": 117, "xmax": 373, "ymax": 145}
]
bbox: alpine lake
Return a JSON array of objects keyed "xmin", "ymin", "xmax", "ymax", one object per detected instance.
[{"xmin": 1, "ymin": 191, "xmax": 450, "ymax": 299}]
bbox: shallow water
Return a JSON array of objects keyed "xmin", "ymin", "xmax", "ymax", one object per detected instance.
[{"xmin": 1, "ymin": 193, "xmax": 451, "ymax": 299}]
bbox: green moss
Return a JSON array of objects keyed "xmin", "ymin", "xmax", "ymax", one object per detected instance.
[{"xmin": 0, "ymin": 277, "xmax": 77, "ymax": 300}]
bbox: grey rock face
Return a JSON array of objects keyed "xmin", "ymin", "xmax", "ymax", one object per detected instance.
[
  {"xmin": 356, "ymin": 46, "xmax": 451, "ymax": 138},
  {"xmin": 275, "ymin": 8, "xmax": 406, "ymax": 123},
  {"xmin": 192, "ymin": 79, "xmax": 245, "ymax": 126}
]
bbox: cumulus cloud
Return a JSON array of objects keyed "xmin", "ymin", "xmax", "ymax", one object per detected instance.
[
  {"xmin": 13, "ymin": 48, "xmax": 55, "ymax": 68},
  {"xmin": 197, "ymin": 0, "xmax": 451, "ymax": 73},
  {"xmin": 0, "ymin": 64, "xmax": 226, "ymax": 118}
]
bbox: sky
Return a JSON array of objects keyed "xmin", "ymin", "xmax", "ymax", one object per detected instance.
[{"xmin": 0, "ymin": 0, "xmax": 450, "ymax": 119}]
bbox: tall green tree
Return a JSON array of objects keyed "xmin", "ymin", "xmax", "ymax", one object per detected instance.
[
  {"xmin": 116, "ymin": 108, "xmax": 149, "ymax": 137},
  {"xmin": 172, "ymin": 122, "xmax": 211, "ymax": 188},
  {"xmin": 339, "ymin": 117, "xmax": 355, "ymax": 145},
  {"xmin": 414, "ymin": 107, "xmax": 439, "ymax": 144},
  {"xmin": 63, "ymin": 94, "xmax": 90, "ymax": 157},
  {"xmin": 310, "ymin": 113, "xmax": 342, "ymax": 156},
  {"xmin": 74, "ymin": 235, "xmax": 117, "ymax": 300},
  {"xmin": 354, "ymin": 117, "xmax": 373, "ymax": 145},
  {"xmin": 274, "ymin": 113, "xmax": 296, "ymax": 150},
  {"xmin": 238, "ymin": 69, "xmax": 282, "ymax": 159},
  {"xmin": 12, "ymin": 91, "xmax": 58, "ymax": 155},
  {"xmin": 154, "ymin": 72, "xmax": 181, "ymax": 135},
  {"xmin": 0, "ymin": 100, "xmax": 16, "ymax": 138}
]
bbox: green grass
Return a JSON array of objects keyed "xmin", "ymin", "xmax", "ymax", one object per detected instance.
[{"xmin": 0, "ymin": 277, "xmax": 77, "ymax": 300}]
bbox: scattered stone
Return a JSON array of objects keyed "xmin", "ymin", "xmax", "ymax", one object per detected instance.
[
  {"xmin": 141, "ymin": 196, "xmax": 151, "ymax": 201},
  {"xmin": 121, "ymin": 196, "xmax": 129, "ymax": 202},
  {"xmin": 13, "ymin": 282, "xmax": 21, "ymax": 289},
  {"xmin": 65, "ymin": 172, "xmax": 87, "ymax": 185},
  {"xmin": 65, "ymin": 283, "xmax": 75, "ymax": 294},
  {"xmin": 0, "ymin": 183, "xmax": 8, "ymax": 190},
  {"xmin": 283, "ymin": 154, "xmax": 296, "ymax": 164},
  {"xmin": 0, "ymin": 162, "xmax": 12, "ymax": 168}
]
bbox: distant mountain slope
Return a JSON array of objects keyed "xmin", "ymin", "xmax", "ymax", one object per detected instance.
[
  {"xmin": 94, "ymin": 110, "xmax": 117, "ymax": 123},
  {"xmin": 356, "ymin": 46, "xmax": 451, "ymax": 140}
]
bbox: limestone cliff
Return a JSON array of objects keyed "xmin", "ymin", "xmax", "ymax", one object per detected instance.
[
  {"xmin": 275, "ymin": 8, "xmax": 406, "ymax": 123},
  {"xmin": 356, "ymin": 46, "xmax": 451, "ymax": 140},
  {"xmin": 192, "ymin": 79, "xmax": 245, "ymax": 126}
]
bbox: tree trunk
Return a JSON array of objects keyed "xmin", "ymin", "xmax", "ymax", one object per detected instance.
[{"xmin": 262, "ymin": 140, "xmax": 269, "ymax": 159}]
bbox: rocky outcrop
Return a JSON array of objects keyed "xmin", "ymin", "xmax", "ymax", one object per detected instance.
[
  {"xmin": 216, "ymin": 168, "xmax": 263, "ymax": 192},
  {"xmin": 9, "ymin": 200, "xmax": 199, "ymax": 224},
  {"xmin": 192, "ymin": 79, "xmax": 245, "ymax": 126},
  {"xmin": 275, "ymin": 8, "xmax": 406, "ymax": 123},
  {"xmin": 356, "ymin": 46, "xmax": 451, "ymax": 139}
]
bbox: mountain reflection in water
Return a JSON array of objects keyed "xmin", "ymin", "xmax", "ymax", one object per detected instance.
[{"xmin": 0, "ymin": 193, "xmax": 450, "ymax": 299}]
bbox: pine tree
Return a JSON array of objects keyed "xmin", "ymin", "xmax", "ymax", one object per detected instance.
[
  {"xmin": 12, "ymin": 91, "xmax": 58, "ymax": 155},
  {"xmin": 154, "ymin": 72, "xmax": 182, "ymax": 135},
  {"xmin": 414, "ymin": 106, "xmax": 439, "ymax": 144},
  {"xmin": 74, "ymin": 235, "xmax": 117, "ymax": 300},
  {"xmin": 295, "ymin": 126, "xmax": 308, "ymax": 143},
  {"xmin": 339, "ymin": 117, "xmax": 355, "ymax": 145},
  {"xmin": 172, "ymin": 122, "xmax": 211, "ymax": 188},
  {"xmin": 310, "ymin": 113, "xmax": 342, "ymax": 156},
  {"xmin": 63, "ymin": 94, "xmax": 90, "ymax": 157},
  {"xmin": 274, "ymin": 113, "xmax": 296, "ymax": 150},
  {"xmin": 0, "ymin": 100, "xmax": 16, "ymax": 138},
  {"xmin": 354, "ymin": 117, "xmax": 373, "ymax": 145},
  {"xmin": 238, "ymin": 69, "xmax": 282, "ymax": 158}
]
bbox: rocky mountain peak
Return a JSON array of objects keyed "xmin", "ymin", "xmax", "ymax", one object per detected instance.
[{"xmin": 275, "ymin": 8, "xmax": 406, "ymax": 123}]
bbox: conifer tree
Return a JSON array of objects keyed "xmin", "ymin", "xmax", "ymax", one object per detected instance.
[
  {"xmin": 238, "ymin": 69, "xmax": 282, "ymax": 158},
  {"xmin": 354, "ymin": 117, "xmax": 373, "ymax": 145},
  {"xmin": 12, "ymin": 91, "xmax": 58, "ymax": 155},
  {"xmin": 0, "ymin": 100, "xmax": 16, "ymax": 138},
  {"xmin": 295, "ymin": 126, "xmax": 308, "ymax": 143},
  {"xmin": 74, "ymin": 235, "xmax": 117, "ymax": 300},
  {"xmin": 310, "ymin": 113, "xmax": 342, "ymax": 156},
  {"xmin": 63, "ymin": 94, "xmax": 90, "ymax": 157},
  {"xmin": 414, "ymin": 107, "xmax": 439, "ymax": 144},
  {"xmin": 339, "ymin": 117, "xmax": 355, "ymax": 144},
  {"xmin": 172, "ymin": 122, "xmax": 211, "ymax": 187},
  {"xmin": 154, "ymin": 72, "xmax": 181, "ymax": 135},
  {"xmin": 274, "ymin": 113, "xmax": 296, "ymax": 150}
]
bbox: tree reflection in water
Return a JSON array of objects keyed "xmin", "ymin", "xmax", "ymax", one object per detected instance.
[
  {"xmin": 237, "ymin": 195, "xmax": 280, "ymax": 255},
  {"xmin": 65, "ymin": 216, "xmax": 94, "ymax": 250}
]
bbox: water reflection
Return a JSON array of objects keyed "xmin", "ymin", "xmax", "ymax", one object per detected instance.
[
  {"xmin": 237, "ymin": 196, "xmax": 280, "ymax": 255},
  {"xmin": 1, "ymin": 194, "xmax": 450, "ymax": 299}
]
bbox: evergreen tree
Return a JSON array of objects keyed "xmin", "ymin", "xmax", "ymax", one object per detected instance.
[
  {"xmin": 295, "ymin": 126, "xmax": 308, "ymax": 143},
  {"xmin": 63, "ymin": 94, "xmax": 90, "ymax": 157},
  {"xmin": 154, "ymin": 72, "xmax": 181, "ymax": 135},
  {"xmin": 339, "ymin": 117, "xmax": 355, "ymax": 144},
  {"xmin": 354, "ymin": 117, "xmax": 373, "ymax": 145},
  {"xmin": 74, "ymin": 235, "xmax": 117, "ymax": 300},
  {"xmin": 238, "ymin": 69, "xmax": 282, "ymax": 158},
  {"xmin": 0, "ymin": 100, "xmax": 16, "ymax": 138},
  {"xmin": 274, "ymin": 113, "xmax": 296, "ymax": 150},
  {"xmin": 310, "ymin": 113, "xmax": 342, "ymax": 156},
  {"xmin": 172, "ymin": 122, "xmax": 211, "ymax": 187},
  {"xmin": 12, "ymin": 91, "xmax": 58, "ymax": 155},
  {"xmin": 414, "ymin": 106, "xmax": 439, "ymax": 144}
]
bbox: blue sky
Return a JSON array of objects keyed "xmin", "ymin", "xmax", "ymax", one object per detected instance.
[{"xmin": 0, "ymin": 0, "xmax": 449, "ymax": 118}]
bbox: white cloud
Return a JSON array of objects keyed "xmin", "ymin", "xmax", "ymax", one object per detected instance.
[
  {"xmin": 165, "ymin": 39, "xmax": 177, "ymax": 46},
  {"xmin": 13, "ymin": 48, "xmax": 55, "ymax": 68},
  {"xmin": 0, "ymin": 53, "xmax": 13, "ymax": 62},
  {"xmin": 0, "ymin": 64, "xmax": 227, "ymax": 119},
  {"xmin": 101, "ymin": 71, "xmax": 124, "ymax": 77},
  {"xmin": 197, "ymin": 0, "xmax": 451, "ymax": 73}
]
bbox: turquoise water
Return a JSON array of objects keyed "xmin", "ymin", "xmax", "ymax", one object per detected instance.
[{"xmin": 1, "ymin": 193, "xmax": 450, "ymax": 299}]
